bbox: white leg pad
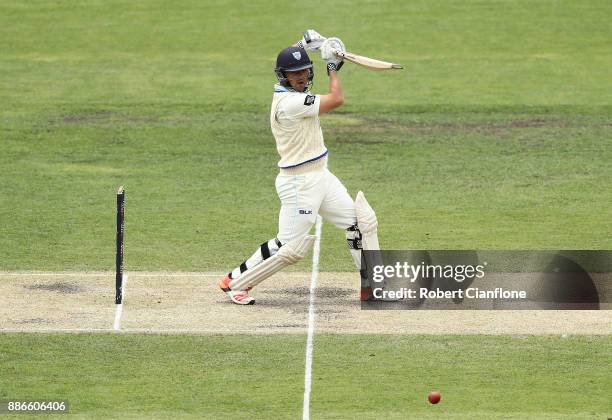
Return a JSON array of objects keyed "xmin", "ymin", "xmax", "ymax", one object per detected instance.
[
  {"xmin": 231, "ymin": 234, "xmax": 316, "ymax": 290},
  {"xmin": 355, "ymin": 191, "xmax": 380, "ymax": 250}
]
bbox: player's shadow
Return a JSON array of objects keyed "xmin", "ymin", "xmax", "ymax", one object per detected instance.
[{"xmin": 531, "ymin": 253, "xmax": 600, "ymax": 309}]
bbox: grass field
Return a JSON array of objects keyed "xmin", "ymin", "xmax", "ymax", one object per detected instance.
[
  {"xmin": 1, "ymin": 333, "xmax": 610, "ymax": 418},
  {"xmin": 1, "ymin": 0, "xmax": 611, "ymax": 418}
]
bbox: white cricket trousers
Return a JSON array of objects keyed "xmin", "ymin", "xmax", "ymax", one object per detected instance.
[{"xmin": 275, "ymin": 167, "xmax": 357, "ymax": 244}]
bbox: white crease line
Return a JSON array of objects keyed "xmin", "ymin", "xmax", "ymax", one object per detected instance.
[
  {"xmin": 113, "ymin": 275, "xmax": 128, "ymax": 331},
  {"xmin": 1, "ymin": 328, "xmax": 114, "ymax": 333},
  {"xmin": 0, "ymin": 272, "xmax": 310, "ymax": 278},
  {"xmin": 0, "ymin": 328, "xmax": 309, "ymax": 334},
  {"xmin": 0, "ymin": 273, "xmax": 113, "ymax": 277},
  {"xmin": 303, "ymin": 216, "xmax": 322, "ymax": 420},
  {"xmin": 1, "ymin": 328, "xmax": 607, "ymax": 336}
]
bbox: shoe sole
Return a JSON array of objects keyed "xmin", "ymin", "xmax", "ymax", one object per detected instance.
[{"xmin": 219, "ymin": 283, "xmax": 255, "ymax": 305}]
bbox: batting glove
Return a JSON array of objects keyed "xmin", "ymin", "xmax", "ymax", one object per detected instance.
[
  {"xmin": 321, "ymin": 37, "xmax": 345, "ymax": 68},
  {"xmin": 297, "ymin": 29, "xmax": 327, "ymax": 51}
]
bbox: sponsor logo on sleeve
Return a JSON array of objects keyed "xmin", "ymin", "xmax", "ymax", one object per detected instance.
[{"xmin": 304, "ymin": 95, "xmax": 316, "ymax": 106}]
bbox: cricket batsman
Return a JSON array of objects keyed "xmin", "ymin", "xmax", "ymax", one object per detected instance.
[{"xmin": 219, "ymin": 30, "xmax": 380, "ymax": 304}]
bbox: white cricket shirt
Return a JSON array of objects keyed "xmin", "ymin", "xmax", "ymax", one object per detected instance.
[{"xmin": 270, "ymin": 84, "xmax": 328, "ymax": 169}]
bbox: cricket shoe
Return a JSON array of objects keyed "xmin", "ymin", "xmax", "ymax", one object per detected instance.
[
  {"xmin": 361, "ymin": 286, "xmax": 401, "ymax": 302},
  {"xmin": 219, "ymin": 275, "xmax": 255, "ymax": 305},
  {"xmin": 361, "ymin": 287, "xmax": 374, "ymax": 301}
]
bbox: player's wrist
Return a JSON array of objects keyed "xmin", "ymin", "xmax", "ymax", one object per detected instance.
[
  {"xmin": 327, "ymin": 62, "xmax": 343, "ymax": 75},
  {"xmin": 326, "ymin": 63, "xmax": 336, "ymax": 75}
]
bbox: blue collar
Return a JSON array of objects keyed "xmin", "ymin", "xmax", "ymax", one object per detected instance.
[
  {"xmin": 274, "ymin": 83, "xmax": 312, "ymax": 94},
  {"xmin": 274, "ymin": 83, "xmax": 292, "ymax": 93}
]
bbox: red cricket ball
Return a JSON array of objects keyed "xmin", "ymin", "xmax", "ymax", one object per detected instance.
[{"xmin": 428, "ymin": 391, "xmax": 441, "ymax": 404}]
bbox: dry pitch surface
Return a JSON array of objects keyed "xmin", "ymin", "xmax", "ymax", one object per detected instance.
[{"xmin": 1, "ymin": 272, "xmax": 610, "ymax": 335}]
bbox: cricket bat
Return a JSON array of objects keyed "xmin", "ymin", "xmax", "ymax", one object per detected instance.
[{"xmin": 332, "ymin": 48, "xmax": 403, "ymax": 71}]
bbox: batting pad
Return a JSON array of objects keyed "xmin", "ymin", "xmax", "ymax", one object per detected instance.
[
  {"xmin": 231, "ymin": 234, "xmax": 316, "ymax": 290},
  {"xmin": 355, "ymin": 191, "xmax": 380, "ymax": 250}
]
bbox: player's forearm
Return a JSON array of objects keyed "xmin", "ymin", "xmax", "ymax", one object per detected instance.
[{"xmin": 327, "ymin": 71, "xmax": 344, "ymax": 105}]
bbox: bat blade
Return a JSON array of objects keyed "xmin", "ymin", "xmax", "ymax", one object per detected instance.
[{"xmin": 332, "ymin": 48, "xmax": 403, "ymax": 71}]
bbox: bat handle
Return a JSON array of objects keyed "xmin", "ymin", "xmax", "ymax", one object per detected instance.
[{"xmin": 331, "ymin": 48, "xmax": 344, "ymax": 58}]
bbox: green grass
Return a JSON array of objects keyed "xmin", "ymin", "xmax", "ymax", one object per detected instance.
[
  {"xmin": 1, "ymin": 0, "xmax": 611, "ymax": 271},
  {"xmin": 0, "ymin": 333, "xmax": 610, "ymax": 419},
  {"xmin": 1, "ymin": 106, "xmax": 610, "ymax": 271}
]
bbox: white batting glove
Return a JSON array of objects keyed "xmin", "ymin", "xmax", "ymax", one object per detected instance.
[
  {"xmin": 296, "ymin": 29, "xmax": 327, "ymax": 51},
  {"xmin": 321, "ymin": 37, "xmax": 345, "ymax": 66}
]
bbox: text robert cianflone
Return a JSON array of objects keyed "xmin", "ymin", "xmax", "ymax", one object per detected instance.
[
  {"xmin": 372, "ymin": 287, "xmax": 528, "ymax": 300},
  {"xmin": 372, "ymin": 262, "xmax": 487, "ymax": 283}
]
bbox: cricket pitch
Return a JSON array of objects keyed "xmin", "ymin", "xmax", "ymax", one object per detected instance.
[{"xmin": 1, "ymin": 272, "xmax": 610, "ymax": 335}]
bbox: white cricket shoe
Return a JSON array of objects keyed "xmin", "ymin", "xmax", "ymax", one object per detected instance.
[{"xmin": 219, "ymin": 275, "xmax": 255, "ymax": 305}]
